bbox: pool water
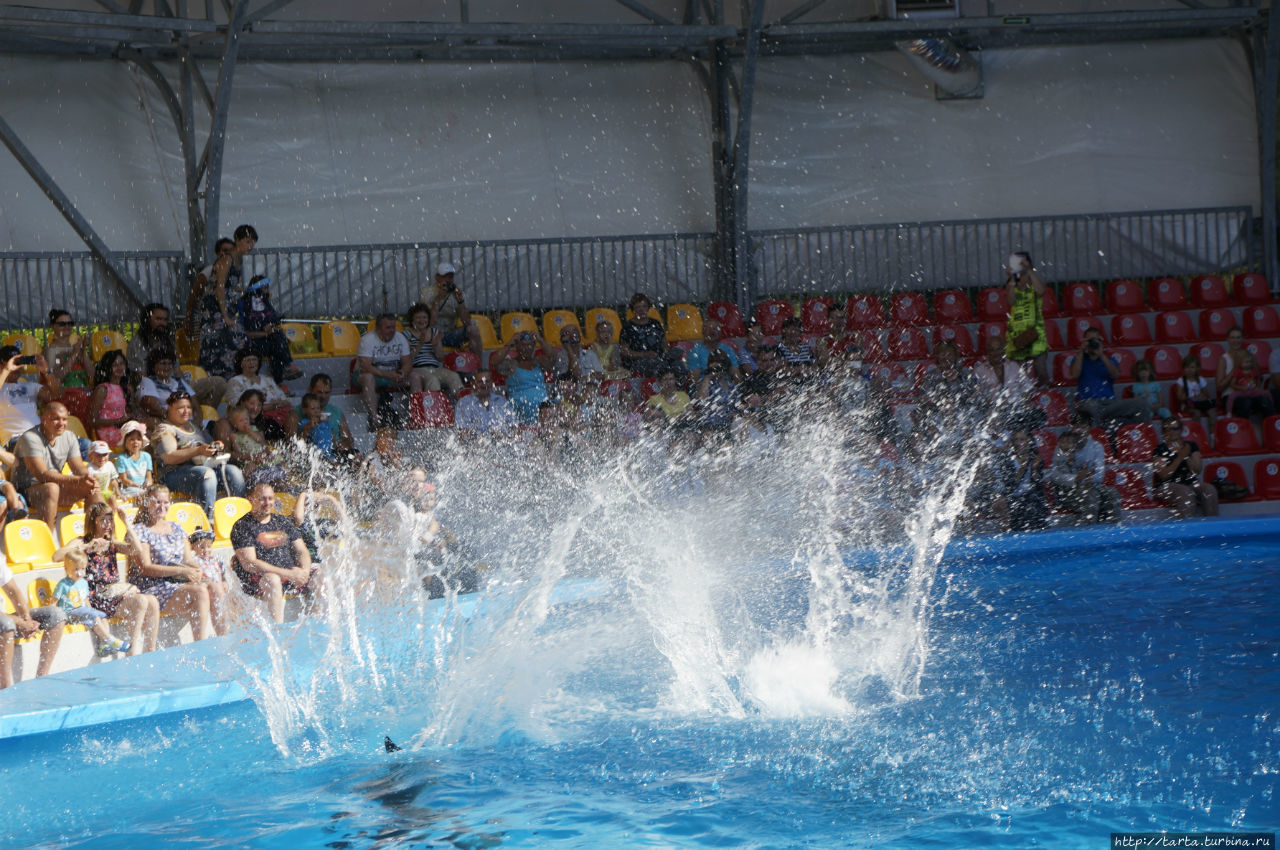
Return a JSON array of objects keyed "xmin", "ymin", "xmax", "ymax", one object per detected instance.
[{"xmin": 2, "ymin": 524, "xmax": 1276, "ymax": 849}]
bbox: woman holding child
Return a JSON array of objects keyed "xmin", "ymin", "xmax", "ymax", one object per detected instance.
[{"xmin": 130, "ymin": 485, "xmax": 220, "ymax": 638}]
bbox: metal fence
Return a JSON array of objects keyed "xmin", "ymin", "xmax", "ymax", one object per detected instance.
[
  {"xmin": 0, "ymin": 206, "xmax": 1263, "ymax": 329},
  {"xmin": 749, "ymin": 206, "xmax": 1259, "ymax": 300}
]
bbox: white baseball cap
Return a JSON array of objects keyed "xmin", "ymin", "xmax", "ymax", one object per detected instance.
[{"xmin": 436, "ymin": 262, "xmax": 457, "ymax": 276}]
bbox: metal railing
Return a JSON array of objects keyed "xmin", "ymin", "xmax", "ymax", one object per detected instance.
[{"xmin": 0, "ymin": 207, "xmax": 1263, "ymax": 329}]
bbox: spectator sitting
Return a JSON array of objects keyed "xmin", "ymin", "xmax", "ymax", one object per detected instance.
[
  {"xmin": 973, "ymin": 334, "xmax": 1033, "ymax": 408},
  {"xmin": 1046, "ymin": 416, "xmax": 1120, "ymax": 525},
  {"xmin": 184, "ymin": 235, "xmax": 245, "ymax": 378},
  {"xmin": 0, "ymin": 443, "xmax": 27, "ymax": 532},
  {"xmin": 113, "ymin": 420, "xmax": 154, "ymax": 501},
  {"xmin": 1130, "ymin": 359, "xmax": 1169, "ymax": 420},
  {"xmin": 12, "ymin": 401, "xmax": 100, "ymax": 528},
  {"xmin": 87, "ymin": 349, "xmax": 134, "ymax": 448},
  {"xmin": 130, "ymin": 485, "xmax": 217, "ymax": 639},
  {"xmin": 153, "ymin": 391, "xmax": 245, "ymax": 518},
  {"xmin": 739, "ymin": 345, "xmax": 785, "ymax": 404},
  {"xmin": 1151, "ymin": 417, "xmax": 1219, "ymax": 518},
  {"xmin": 223, "ymin": 348, "xmax": 298, "ymax": 436},
  {"xmin": 84, "ymin": 440, "xmax": 116, "ymax": 501},
  {"xmin": 685, "ymin": 318, "xmax": 742, "ymax": 382},
  {"xmin": 237, "ymin": 275, "xmax": 302, "ymax": 384},
  {"xmin": 1006, "ymin": 427, "xmax": 1048, "ymax": 531},
  {"xmin": 297, "ymin": 392, "xmax": 338, "ymax": 460},
  {"xmin": 225, "ymin": 403, "xmax": 279, "ymax": 489},
  {"xmin": 0, "ymin": 554, "xmax": 66, "ymax": 688},
  {"xmin": 54, "ymin": 548, "xmax": 129, "ymax": 656},
  {"xmin": 494, "ymin": 330, "xmax": 555, "ymax": 426},
  {"xmin": 918, "ymin": 341, "xmax": 979, "ymax": 417},
  {"xmin": 231, "ymin": 481, "xmax": 323, "ymax": 624},
  {"xmin": 552, "ymin": 324, "xmax": 603, "ymax": 382},
  {"xmin": 404, "ymin": 304, "xmax": 463, "ymax": 398},
  {"xmin": 415, "ymin": 261, "xmax": 484, "ymax": 357},
  {"xmin": 188, "ymin": 529, "xmax": 229, "ymax": 626},
  {"xmin": 738, "ymin": 320, "xmax": 769, "ymax": 373},
  {"xmin": 356, "ymin": 314, "xmax": 412, "ymax": 431},
  {"xmin": 1173, "ymin": 354, "xmax": 1217, "ymax": 435},
  {"xmin": 776, "ymin": 316, "xmax": 826, "ymax": 378},
  {"xmin": 1223, "ymin": 350, "xmax": 1274, "ymax": 424},
  {"xmin": 695, "ymin": 350, "xmax": 738, "ymax": 432},
  {"xmin": 295, "ymin": 374, "xmax": 356, "ymax": 459},
  {"xmin": 1069, "ymin": 328, "xmax": 1150, "ymax": 430},
  {"xmin": 137, "ymin": 346, "xmax": 199, "ymax": 426},
  {"xmin": 1214, "ymin": 325, "xmax": 1248, "ymax": 402},
  {"xmin": 126, "ymin": 302, "xmax": 226, "ymax": 409},
  {"xmin": 43, "ymin": 309, "xmax": 91, "ymax": 388},
  {"xmin": 216, "ymin": 388, "xmax": 292, "ymax": 448},
  {"xmin": 1, "ymin": 345, "xmax": 61, "ymax": 441},
  {"xmin": 645, "ymin": 367, "xmax": 692, "ymax": 425},
  {"xmin": 619, "ymin": 292, "xmax": 682, "ymax": 378},
  {"xmin": 589, "ymin": 319, "xmax": 630, "ymax": 380},
  {"xmin": 455, "ymin": 370, "xmax": 514, "ymax": 436}
]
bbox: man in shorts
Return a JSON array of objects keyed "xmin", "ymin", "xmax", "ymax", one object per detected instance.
[
  {"xmin": 355, "ymin": 314, "xmax": 412, "ymax": 430},
  {"xmin": 231, "ymin": 482, "xmax": 322, "ymax": 623}
]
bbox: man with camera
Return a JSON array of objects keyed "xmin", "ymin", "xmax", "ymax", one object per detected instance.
[
  {"xmin": 1068, "ymin": 327, "xmax": 1149, "ymax": 429},
  {"xmin": 416, "ymin": 262, "xmax": 483, "ymax": 357},
  {"xmin": 0, "ymin": 345, "xmax": 61, "ymax": 442}
]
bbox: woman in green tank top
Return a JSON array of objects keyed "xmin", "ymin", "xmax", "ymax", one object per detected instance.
[{"xmin": 1004, "ymin": 252, "xmax": 1049, "ymax": 386}]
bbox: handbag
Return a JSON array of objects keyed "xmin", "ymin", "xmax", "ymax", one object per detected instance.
[{"xmin": 1210, "ymin": 478, "xmax": 1250, "ymax": 500}]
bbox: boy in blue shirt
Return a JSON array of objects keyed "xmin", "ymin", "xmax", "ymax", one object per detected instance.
[
  {"xmin": 297, "ymin": 392, "xmax": 335, "ymax": 458},
  {"xmin": 55, "ymin": 548, "xmax": 129, "ymax": 657}
]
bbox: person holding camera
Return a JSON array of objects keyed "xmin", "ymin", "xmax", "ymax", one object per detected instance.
[
  {"xmin": 1003, "ymin": 251, "xmax": 1049, "ymax": 386},
  {"xmin": 416, "ymin": 262, "xmax": 484, "ymax": 357},
  {"xmin": 695, "ymin": 350, "xmax": 738, "ymax": 432},
  {"xmin": 0, "ymin": 344, "xmax": 61, "ymax": 441},
  {"xmin": 1069, "ymin": 327, "xmax": 1150, "ymax": 429}
]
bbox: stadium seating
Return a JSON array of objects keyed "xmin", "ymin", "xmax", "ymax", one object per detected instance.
[
  {"xmin": 1192, "ymin": 342, "xmax": 1224, "ymax": 376},
  {"xmin": 886, "ymin": 326, "xmax": 929, "ymax": 361},
  {"xmin": 1155, "ymin": 311, "xmax": 1196, "ymax": 344},
  {"xmin": 976, "ymin": 287, "xmax": 1010, "ymax": 322},
  {"xmin": 755, "ymin": 299, "xmax": 793, "ymax": 335},
  {"xmin": 1232, "ymin": 273, "xmax": 1273, "ymax": 305},
  {"xmin": 1243, "ymin": 305, "xmax": 1280, "ymax": 337},
  {"xmin": 1090, "ymin": 428, "xmax": 1119, "ymax": 464},
  {"xmin": 1245, "ymin": 340, "xmax": 1272, "ymax": 368},
  {"xmin": 1062, "ymin": 282, "xmax": 1102, "ymax": 316},
  {"xmin": 541, "ymin": 310, "xmax": 581, "ymax": 348},
  {"xmin": 1030, "ymin": 389, "xmax": 1070, "ymax": 426},
  {"xmin": 933, "ymin": 324, "xmax": 975, "ymax": 356},
  {"xmin": 1111, "ymin": 314, "xmax": 1153, "ymax": 346},
  {"xmin": 584, "ymin": 308, "xmax": 621, "ymax": 345},
  {"xmin": 801, "ymin": 297, "xmax": 835, "ymax": 335},
  {"xmin": 1144, "ymin": 345, "xmax": 1183, "ymax": 381},
  {"xmin": 844, "ymin": 295, "xmax": 885, "ymax": 329},
  {"xmin": 1115, "ymin": 423, "xmax": 1158, "ymax": 463},
  {"xmin": 706, "ymin": 302, "xmax": 747, "ymax": 338},
  {"xmin": 665, "ymin": 304, "xmax": 703, "ymax": 342},
  {"xmin": 1065, "ymin": 316, "xmax": 1105, "ymax": 349},
  {"xmin": 1052, "ymin": 352, "xmax": 1077, "ymax": 386},
  {"xmin": 470, "ymin": 315, "xmax": 500, "ymax": 350},
  {"xmin": 282, "ymin": 321, "xmax": 322, "ymax": 358},
  {"xmin": 1109, "ymin": 349, "xmax": 1137, "ymax": 383},
  {"xmin": 443, "ymin": 351, "xmax": 480, "ymax": 374},
  {"xmin": 4, "ymin": 519, "xmax": 59, "ymax": 572},
  {"xmin": 1105, "ymin": 279, "xmax": 1145, "ymax": 313},
  {"xmin": 598, "ymin": 379, "xmax": 630, "ymax": 398},
  {"xmin": 1105, "ymin": 467, "xmax": 1160, "ymax": 509},
  {"xmin": 59, "ymin": 514, "xmax": 85, "ymax": 545},
  {"xmin": 1, "ymin": 333, "xmax": 40, "ymax": 373},
  {"xmin": 321, "ymin": 321, "xmax": 360, "ymax": 356},
  {"xmin": 1214, "ymin": 418, "xmax": 1262, "ymax": 456},
  {"xmin": 166, "ymin": 502, "xmax": 212, "ymax": 536},
  {"xmin": 848, "ymin": 330, "xmax": 885, "ymax": 362},
  {"xmin": 1040, "ymin": 287, "xmax": 1060, "ymax": 318},
  {"xmin": 1264, "ymin": 415, "xmax": 1280, "ymax": 452},
  {"xmin": 1254, "ymin": 459, "xmax": 1280, "ymax": 500},
  {"xmin": 1190, "ymin": 274, "xmax": 1231, "ymax": 308},
  {"xmin": 1204, "ymin": 460, "xmax": 1259, "ymax": 501},
  {"xmin": 977, "ymin": 322, "xmax": 1005, "ymax": 348},
  {"xmin": 500, "ymin": 312, "xmax": 539, "ymax": 344},
  {"xmin": 888, "ymin": 292, "xmax": 930, "ymax": 325},
  {"xmin": 408, "ymin": 391, "xmax": 454, "ymax": 428},
  {"xmin": 1198, "ymin": 308, "xmax": 1237, "ymax": 341},
  {"xmin": 1044, "ymin": 320, "xmax": 1066, "ymax": 351},
  {"xmin": 213, "ymin": 497, "xmax": 251, "ymax": 543},
  {"xmin": 1177, "ymin": 420, "xmax": 1216, "ymax": 457},
  {"xmin": 90, "ymin": 329, "xmax": 126, "ymax": 361},
  {"xmin": 932, "ymin": 290, "xmax": 973, "ymax": 323},
  {"xmin": 1148, "ymin": 277, "xmax": 1191, "ymax": 310},
  {"xmin": 1032, "ymin": 429, "xmax": 1057, "ymax": 468}
]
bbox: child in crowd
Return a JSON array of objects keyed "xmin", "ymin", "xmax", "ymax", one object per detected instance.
[
  {"xmin": 227, "ymin": 404, "xmax": 271, "ymax": 479},
  {"xmin": 1224, "ymin": 351, "xmax": 1275, "ymax": 420},
  {"xmin": 55, "ymin": 549, "xmax": 129, "ymax": 656},
  {"xmin": 188, "ymin": 529, "xmax": 225, "ymax": 586},
  {"xmin": 297, "ymin": 393, "xmax": 335, "ymax": 458},
  {"xmin": 85, "ymin": 441, "xmax": 116, "ymax": 501},
  {"xmin": 0, "ymin": 443, "xmax": 27, "ymax": 529},
  {"xmin": 1130, "ymin": 359, "xmax": 1169, "ymax": 420},
  {"xmin": 113, "ymin": 420, "xmax": 154, "ymax": 500},
  {"xmin": 1173, "ymin": 355, "xmax": 1217, "ymax": 435}
]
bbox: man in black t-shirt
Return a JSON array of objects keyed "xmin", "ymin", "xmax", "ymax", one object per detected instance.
[
  {"xmin": 1151, "ymin": 418, "xmax": 1219, "ymax": 518},
  {"xmin": 231, "ymin": 482, "xmax": 322, "ymax": 623}
]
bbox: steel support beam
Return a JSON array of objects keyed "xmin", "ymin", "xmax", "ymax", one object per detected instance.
[
  {"xmin": 1259, "ymin": 9, "xmax": 1279, "ymax": 290},
  {"xmin": 201, "ymin": 0, "xmax": 246, "ymax": 262},
  {"xmin": 0, "ymin": 114, "xmax": 149, "ymax": 308},
  {"xmin": 730, "ymin": 0, "xmax": 766, "ymax": 302}
]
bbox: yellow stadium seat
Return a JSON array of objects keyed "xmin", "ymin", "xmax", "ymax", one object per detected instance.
[
  {"xmin": 213, "ymin": 496, "xmax": 251, "ymax": 542},
  {"xmin": 174, "ymin": 328, "xmax": 200, "ymax": 362},
  {"xmin": 180, "ymin": 364, "xmax": 208, "ymax": 385},
  {"xmin": 1, "ymin": 333, "xmax": 41, "ymax": 373},
  {"xmin": 281, "ymin": 322, "xmax": 322, "ymax": 358},
  {"xmin": 201, "ymin": 404, "xmax": 221, "ymax": 423},
  {"xmin": 499, "ymin": 312, "xmax": 539, "ymax": 345},
  {"xmin": 66, "ymin": 415, "xmax": 89, "ymax": 440},
  {"xmin": 28, "ymin": 578, "xmax": 86, "ymax": 632},
  {"xmin": 665, "ymin": 304, "xmax": 703, "ymax": 342},
  {"xmin": 542, "ymin": 310, "xmax": 582, "ymax": 348},
  {"xmin": 166, "ymin": 502, "xmax": 211, "ymax": 536},
  {"xmin": 584, "ymin": 308, "xmax": 622, "ymax": 345},
  {"xmin": 90, "ymin": 329, "xmax": 125, "ymax": 362},
  {"xmin": 471, "ymin": 315, "xmax": 500, "ymax": 350},
  {"xmin": 59, "ymin": 513, "xmax": 86, "ymax": 546},
  {"xmin": 321, "ymin": 321, "xmax": 360, "ymax": 356},
  {"xmin": 273, "ymin": 492, "xmax": 297, "ymax": 518},
  {"xmin": 4, "ymin": 519, "xmax": 59, "ymax": 571}
]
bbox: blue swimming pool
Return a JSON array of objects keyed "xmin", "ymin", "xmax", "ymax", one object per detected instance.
[{"xmin": 1, "ymin": 518, "xmax": 1277, "ymax": 848}]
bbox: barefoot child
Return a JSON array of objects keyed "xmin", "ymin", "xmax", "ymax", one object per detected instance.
[{"xmin": 55, "ymin": 548, "xmax": 129, "ymax": 657}]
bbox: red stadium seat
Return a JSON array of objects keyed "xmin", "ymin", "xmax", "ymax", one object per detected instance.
[
  {"xmin": 1032, "ymin": 429, "xmax": 1058, "ymax": 468},
  {"xmin": 977, "ymin": 322, "xmax": 1006, "ymax": 348},
  {"xmin": 598, "ymin": 379, "xmax": 630, "ymax": 398},
  {"xmin": 1044, "ymin": 319, "xmax": 1067, "ymax": 350},
  {"xmin": 755, "ymin": 299, "xmax": 793, "ymax": 336},
  {"xmin": 1062, "ymin": 282, "xmax": 1102, "ymax": 316},
  {"xmin": 1105, "ymin": 467, "xmax": 1160, "ymax": 509},
  {"xmin": 640, "ymin": 377, "xmax": 661, "ymax": 399},
  {"xmin": 912, "ymin": 360, "xmax": 938, "ymax": 390},
  {"xmin": 1155, "ymin": 311, "xmax": 1197, "ymax": 344},
  {"xmin": 1245, "ymin": 340, "xmax": 1272, "ymax": 370},
  {"xmin": 976, "ymin": 287, "xmax": 1010, "ymax": 321},
  {"xmin": 800, "ymin": 297, "xmax": 835, "ymax": 335},
  {"xmin": 1109, "ymin": 349, "xmax": 1137, "ymax": 383},
  {"xmin": 1090, "ymin": 428, "xmax": 1119, "ymax": 464},
  {"xmin": 1214, "ymin": 417, "xmax": 1262, "ymax": 456},
  {"xmin": 847, "ymin": 330, "xmax": 885, "ymax": 363},
  {"xmin": 1106, "ymin": 279, "xmax": 1145, "ymax": 313},
  {"xmin": 1190, "ymin": 274, "xmax": 1231, "ymax": 308},
  {"xmin": 932, "ymin": 324, "xmax": 975, "ymax": 356},
  {"xmin": 706, "ymin": 302, "xmax": 748, "ymax": 339},
  {"xmin": 443, "ymin": 351, "xmax": 480, "ymax": 374},
  {"xmin": 1145, "ymin": 345, "xmax": 1183, "ymax": 381},
  {"xmin": 1264, "ymin": 415, "xmax": 1280, "ymax": 452},
  {"xmin": 1148, "ymin": 277, "xmax": 1191, "ymax": 310},
  {"xmin": 932, "ymin": 289, "xmax": 974, "ymax": 323},
  {"xmin": 844, "ymin": 295, "xmax": 885, "ymax": 330},
  {"xmin": 1254, "ymin": 459, "xmax": 1280, "ymax": 500},
  {"xmin": 886, "ymin": 325, "xmax": 929, "ymax": 361},
  {"xmin": 889, "ymin": 292, "xmax": 931, "ymax": 325},
  {"xmin": 1065, "ymin": 316, "xmax": 1105, "ymax": 349},
  {"xmin": 407, "ymin": 391, "xmax": 454, "ymax": 429},
  {"xmin": 1204, "ymin": 460, "xmax": 1260, "ymax": 501},
  {"xmin": 1052, "ymin": 353, "xmax": 1077, "ymax": 387},
  {"xmin": 1243, "ymin": 305, "xmax": 1280, "ymax": 337},
  {"xmin": 1040, "ymin": 287, "xmax": 1060, "ymax": 318},
  {"xmin": 869, "ymin": 362, "xmax": 910, "ymax": 395},
  {"xmin": 1197, "ymin": 308, "xmax": 1237, "ymax": 341},
  {"xmin": 1110, "ymin": 314, "xmax": 1153, "ymax": 346},
  {"xmin": 1115, "ymin": 423, "xmax": 1158, "ymax": 463},
  {"xmin": 1232, "ymin": 273, "xmax": 1274, "ymax": 305},
  {"xmin": 1177, "ymin": 419, "xmax": 1217, "ymax": 457},
  {"xmin": 1030, "ymin": 389, "xmax": 1070, "ymax": 426},
  {"xmin": 1193, "ymin": 342, "xmax": 1224, "ymax": 377}
]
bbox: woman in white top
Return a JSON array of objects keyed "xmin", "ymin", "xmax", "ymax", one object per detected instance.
[
  {"xmin": 223, "ymin": 348, "xmax": 292, "ymax": 411},
  {"xmin": 1214, "ymin": 325, "xmax": 1247, "ymax": 400}
]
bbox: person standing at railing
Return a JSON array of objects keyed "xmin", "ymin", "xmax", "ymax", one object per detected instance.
[
  {"xmin": 1003, "ymin": 251, "xmax": 1050, "ymax": 387},
  {"xmin": 237, "ymin": 276, "xmax": 302, "ymax": 384},
  {"xmin": 416, "ymin": 262, "xmax": 484, "ymax": 357},
  {"xmin": 185, "ymin": 236, "xmax": 247, "ymax": 379}
]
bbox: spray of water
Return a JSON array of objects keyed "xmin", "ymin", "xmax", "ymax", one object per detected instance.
[{"xmin": 232, "ymin": 376, "xmax": 1005, "ymax": 759}]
